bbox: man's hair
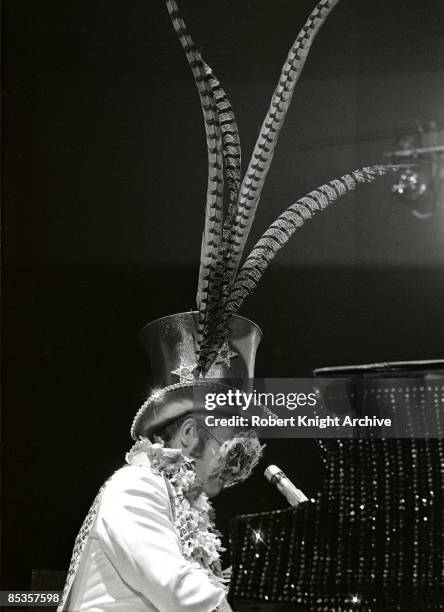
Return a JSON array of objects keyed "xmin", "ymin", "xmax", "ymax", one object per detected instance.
[{"xmin": 154, "ymin": 414, "xmax": 211, "ymax": 459}]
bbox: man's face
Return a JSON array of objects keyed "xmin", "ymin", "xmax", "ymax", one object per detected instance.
[{"xmin": 192, "ymin": 426, "xmax": 236, "ymax": 498}]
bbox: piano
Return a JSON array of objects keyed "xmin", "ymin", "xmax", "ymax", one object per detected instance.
[{"xmin": 229, "ymin": 361, "xmax": 444, "ymax": 611}]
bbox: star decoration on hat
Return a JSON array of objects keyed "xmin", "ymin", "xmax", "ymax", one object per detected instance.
[
  {"xmin": 215, "ymin": 342, "xmax": 238, "ymax": 368},
  {"xmin": 171, "ymin": 362, "xmax": 196, "ymax": 384}
]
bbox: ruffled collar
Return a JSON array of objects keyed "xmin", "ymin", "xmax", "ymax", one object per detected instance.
[{"xmin": 126, "ymin": 438, "xmax": 190, "ymax": 472}]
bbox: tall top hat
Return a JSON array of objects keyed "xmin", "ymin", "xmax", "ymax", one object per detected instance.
[
  {"xmin": 131, "ymin": 0, "xmax": 398, "ymax": 438},
  {"xmin": 131, "ymin": 312, "xmax": 261, "ymax": 439}
]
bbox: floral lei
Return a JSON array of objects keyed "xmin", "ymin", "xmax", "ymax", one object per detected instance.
[{"xmin": 125, "ymin": 438, "xmax": 227, "ymax": 589}]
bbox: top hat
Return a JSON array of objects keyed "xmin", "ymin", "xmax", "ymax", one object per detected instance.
[{"xmin": 131, "ymin": 311, "xmax": 262, "ymax": 439}]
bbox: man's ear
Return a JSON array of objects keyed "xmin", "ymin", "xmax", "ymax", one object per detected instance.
[{"xmin": 179, "ymin": 417, "xmax": 198, "ymax": 451}]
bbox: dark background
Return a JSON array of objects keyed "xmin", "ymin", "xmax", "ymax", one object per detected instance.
[{"xmin": 2, "ymin": 0, "xmax": 444, "ymax": 589}]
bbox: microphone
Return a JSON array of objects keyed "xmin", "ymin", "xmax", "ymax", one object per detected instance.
[{"xmin": 264, "ymin": 465, "xmax": 308, "ymax": 507}]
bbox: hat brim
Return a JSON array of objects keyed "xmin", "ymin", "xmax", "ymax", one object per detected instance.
[{"xmin": 131, "ymin": 381, "xmax": 274, "ymax": 439}]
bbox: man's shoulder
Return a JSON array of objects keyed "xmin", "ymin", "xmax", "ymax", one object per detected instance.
[
  {"xmin": 94, "ymin": 464, "xmax": 173, "ymax": 526},
  {"xmin": 104, "ymin": 464, "xmax": 168, "ymax": 497}
]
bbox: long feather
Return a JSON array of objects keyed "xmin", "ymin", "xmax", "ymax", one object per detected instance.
[
  {"xmin": 202, "ymin": 62, "xmax": 242, "ymax": 238},
  {"xmin": 225, "ymin": 0, "xmax": 341, "ymax": 283},
  {"xmin": 197, "ymin": 165, "xmax": 398, "ymax": 372},
  {"xmin": 165, "ymin": 0, "xmax": 225, "ymax": 351},
  {"xmin": 199, "ymin": 63, "xmax": 242, "ymax": 356}
]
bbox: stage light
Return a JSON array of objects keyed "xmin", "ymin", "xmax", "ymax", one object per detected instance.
[
  {"xmin": 392, "ymin": 168, "xmax": 427, "ymax": 201},
  {"xmin": 384, "ymin": 123, "xmax": 444, "ymax": 219}
]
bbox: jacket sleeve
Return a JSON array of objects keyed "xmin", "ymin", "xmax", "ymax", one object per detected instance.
[{"xmin": 95, "ymin": 466, "xmax": 226, "ymax": 612}]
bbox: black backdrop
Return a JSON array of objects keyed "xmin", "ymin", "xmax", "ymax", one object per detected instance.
[{"xmin": 2, "ymin": 0, "xmax": 444, "ymax": 590}]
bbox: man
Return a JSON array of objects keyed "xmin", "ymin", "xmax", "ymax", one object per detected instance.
[
  {"xmin": 62, "ymin": 416, "xmax": 260, "ymax": 612},
  {"xmin": 59, "ymin": 313, "xmax": 265, "ymax": 612}
]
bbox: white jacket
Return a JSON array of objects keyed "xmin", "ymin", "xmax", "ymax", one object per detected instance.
[{"xmin": 60, "ymin": 465, "xmax": 227, "ymax": 611}]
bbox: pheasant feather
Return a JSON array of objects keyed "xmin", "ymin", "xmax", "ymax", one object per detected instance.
[
  {"xmin": 202, "ymin": 62, "xmax": 242, "ymax": 237},
  {"xmin": 165, "ymin": 0, "xmax": 225, "ymax": 350},
  {"xmin": 225, "ymin": 0, "xmax": 341, "ymax": 283},
  {"xmin": 196, "ymin": 165, "xmax": 398, "ymax": 372},
  {"xmin": 199, "ymin": 63, "xmax": 242, "ymax": 352}
]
